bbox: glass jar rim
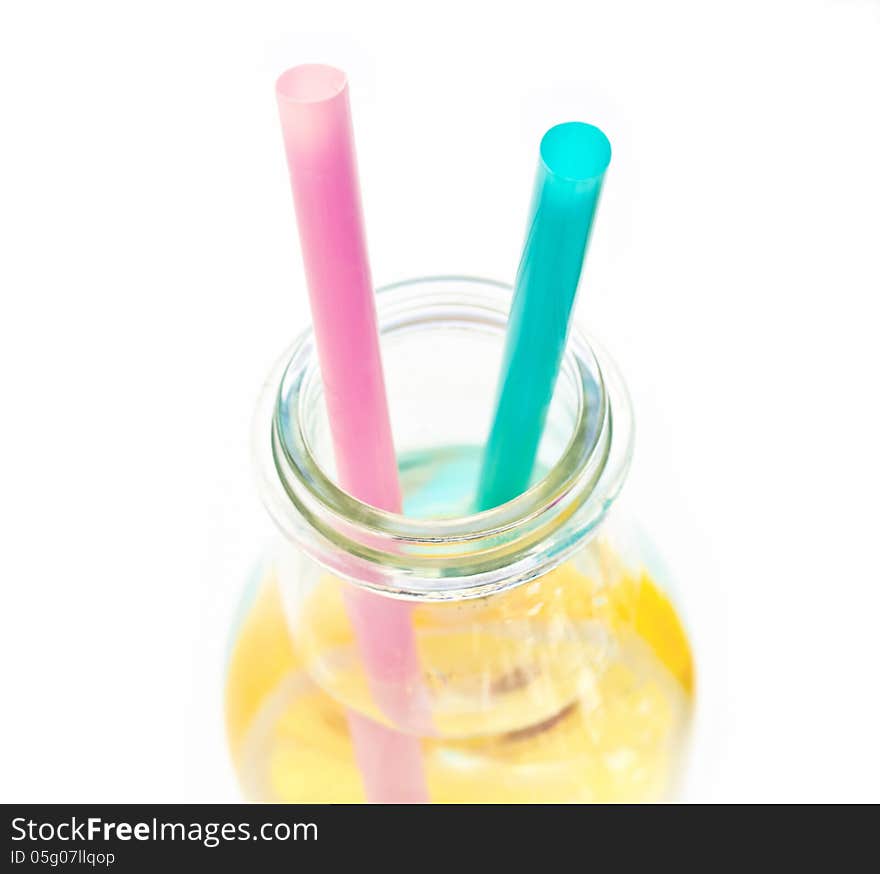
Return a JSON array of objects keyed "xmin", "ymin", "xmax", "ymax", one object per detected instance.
[{"xmin": 253, "ymin": 275, "xmax": 635, "ymax": 600}]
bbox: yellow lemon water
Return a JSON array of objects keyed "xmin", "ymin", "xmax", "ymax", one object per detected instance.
[{"xmin": 225, "ymin": 550, "xmax": 694, "ymax": 803}]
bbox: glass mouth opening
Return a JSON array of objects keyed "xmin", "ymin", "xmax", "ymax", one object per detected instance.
[{"xmin": 254, "ymin": 276, "xmax": 634, "ymax": 600}]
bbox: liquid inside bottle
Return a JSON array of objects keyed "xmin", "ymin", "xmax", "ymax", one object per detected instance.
[{"xmin": 225, "ymin": 446, "xmax": 694, "ymax": 803}]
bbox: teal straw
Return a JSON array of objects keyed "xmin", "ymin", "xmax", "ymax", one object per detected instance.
[{"xmin": 476, "ymin": 122, "xmax": 611, "ymax": 511}]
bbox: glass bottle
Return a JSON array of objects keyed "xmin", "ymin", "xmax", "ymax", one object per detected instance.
[{"xmin": 225, "ymin": 276, "xmax": 694, "ymax": 803}]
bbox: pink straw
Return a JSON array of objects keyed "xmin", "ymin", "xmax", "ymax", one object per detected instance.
[{"xmin": 276, "ymin": 64, "xmax": 428, "ymax": 803}]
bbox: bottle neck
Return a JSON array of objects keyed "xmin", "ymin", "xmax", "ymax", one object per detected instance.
[{"xmin": 253, "ymin": 276, "xmax": 634, "ymax": 601}]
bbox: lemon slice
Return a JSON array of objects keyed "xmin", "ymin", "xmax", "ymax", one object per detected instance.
[{"xmin": 225, "ymin": 556, "xmax": 693, "ymax": 803}]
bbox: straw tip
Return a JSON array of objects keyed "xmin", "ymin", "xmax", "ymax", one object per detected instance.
[
  {"xmin": 540, "ymin": 122, "xmax": 612, "ymax": 182},
  {"xmin": 276, "ymin": 64, "xmax": 348, "ymax": 104}
]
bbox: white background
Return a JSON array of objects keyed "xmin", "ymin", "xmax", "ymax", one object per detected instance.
[{"xmin": 2, "ymin": 0, "xmax": 878, "ymax": 802}]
